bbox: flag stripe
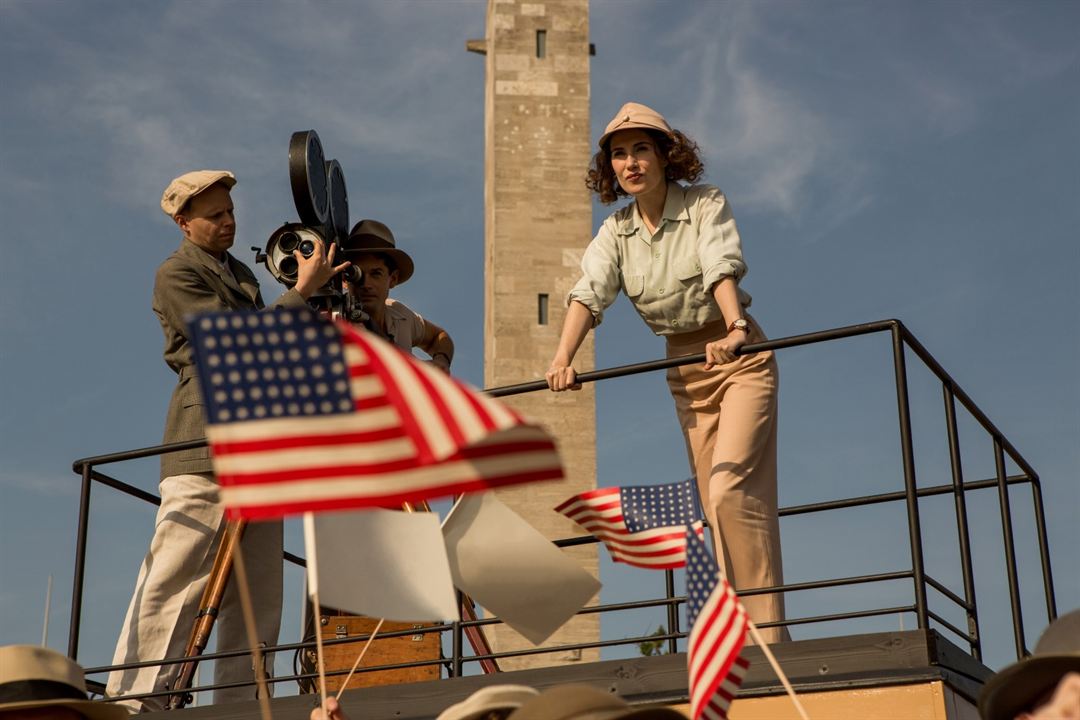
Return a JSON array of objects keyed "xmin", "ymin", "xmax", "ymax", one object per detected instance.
[
  {"xmin": 555, "ymin": 480, "xmax": 703, "ymax": 570},
  {"xmin": 220, "ymin": 449, "xmax": 563, "ymax": 519},
  {"xmin": 686, "ymin": 527, "xmax": 750, "ymax": 720},
  {"xmin": 347, "ymin": 332, "xmax": 447, "ymax": 463},
  {"xmin": 189, "ymin": 310, "xmax": 564, "ymax": 520}
]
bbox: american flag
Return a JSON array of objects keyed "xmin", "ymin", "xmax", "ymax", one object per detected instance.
[
  {"xmin": 188, "ymin": 309, "xmax": 564, "ymax": 519},
  {"xmin": 554, "ymin": 478, "xmax": 705, "ymax": 569},
  {"xmin": 686, "ymin": 527, "xmax": 750, "ymax": 720}
]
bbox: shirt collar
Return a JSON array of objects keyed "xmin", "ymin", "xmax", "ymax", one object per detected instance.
[{"xmin": 613, "ymin": 182, "xmax": 691, "ymax": 236}]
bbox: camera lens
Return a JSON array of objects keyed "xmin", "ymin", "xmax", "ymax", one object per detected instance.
[
  {"xmin": 278, "ymin": 231, "xmax": 300, "ymax": 253},
  {"xmin": 298, "ymin": 239, "xmax": 316, "ymax": 257},
  {"xmin": 279, "ymin": 256, "xmax": 299, "ymax": 278}
]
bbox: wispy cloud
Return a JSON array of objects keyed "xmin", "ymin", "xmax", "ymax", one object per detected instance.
[{"xmin": 6, "ymin": 1, "xmax": 484, "ymax": 214}]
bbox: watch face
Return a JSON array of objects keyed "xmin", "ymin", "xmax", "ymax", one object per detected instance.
[{"xmin": 288, "ymin": 130, "xmax": 329, "ymax": 227}]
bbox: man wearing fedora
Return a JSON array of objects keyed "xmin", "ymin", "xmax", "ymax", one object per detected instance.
[
  {"xmin": 0, "ymin": 645, "xmax": 129, "ymax": 719},
  {"xmin": 106, "ymin": 170, "xmax": 348, "ymax": 713},
  {"xmin": 979, "ymin": 608, "xmax": 1080, "ymax": 719},
  {"xmin": 341, "ymin": 219, "xmax": 455, "ymax": 371}
]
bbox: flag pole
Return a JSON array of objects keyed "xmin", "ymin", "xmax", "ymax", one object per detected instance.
[
  {"xmin": 304, "ymin": 511, "xmax": 330, "ymax": 713},
  {"xmin": 231, "ymin": 539, "xmax": 274, "ymax": 720},
  {"xmin": 745, "ymin": 619, "xmax": 810, "ymax": 720},
  {"xmin": 333, "ymin": 618, "xmax": 385, "ymax": 701}
]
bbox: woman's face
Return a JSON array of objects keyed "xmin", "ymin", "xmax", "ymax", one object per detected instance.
[{"xmin": 608, "ymin": 129, "xmax": 667, "ymax": 199}]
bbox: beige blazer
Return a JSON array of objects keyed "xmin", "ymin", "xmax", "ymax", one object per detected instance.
[{"xmin": 151, "ymin": 239, "xmax": 307, "ymax": 479}]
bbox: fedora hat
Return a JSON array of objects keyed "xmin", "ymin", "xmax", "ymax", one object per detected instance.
[
  {"xmin": 437, "ymin": 684, "xmax": 540, "ymax": 720},
  {"xmin": 979, "ymin": 608, "xmax": 1080, "ymax": 720},
  {"xmin": 507, "ymin": 683, "xmax": 686, "ymax": 720},
  {"xmin": 0, "ymin": 645, "xmax": 130, "ymax": 719},
  {"xmin": 598, "ymin": 102, "xmax": 674, "ymax": 149},
  {"xmin": 342, "ymin": 219, "xmax": 415, "ymax": 284}
]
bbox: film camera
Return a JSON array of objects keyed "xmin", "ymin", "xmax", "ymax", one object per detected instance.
[{"xmin": 253, "ymin": 130, "xmax": 367, "ymax": 324}]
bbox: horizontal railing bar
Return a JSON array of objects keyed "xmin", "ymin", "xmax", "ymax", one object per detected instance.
[
  {"xmin": 927, "ymin": 609, "xmax": 975, "ymax": 645},
  {"xmin": 85, "ymin": 622, "xmax": 458, "ymax": 674},
  {"xmin": 780, "ymin": 474, "xmax": 1033, "ymax": 517},
  {"xmin": 73, "ymin": 439, "xmax": 206, "ymax": 471},
  {"xmin": 769, "ymin": 605, "xmax": 916, "ymax": 629},
  {"xmin": 74, "ymin": 320, "xmax": 902, "ymax": 472},
  {"xmin": 925, "ymin": 575, "xmax": 972, "ymax": 612},
  {"xmin": 89, "ymin": 470, "xmax": 160, "ymax": 506},
  {"xmin": 487, "ymin": 320, "xmax": 899, "ymax": 397},
  {"xmin": 736, "ymin": 570, "xmax": 913, "ymax": 597}
]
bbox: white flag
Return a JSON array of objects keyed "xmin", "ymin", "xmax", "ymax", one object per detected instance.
[
  {"xmin": 442, "ymin": 493, "xmax": 601, "ymax": 645},
  {"xmin": 304, "ymin": 509, "xmax": 459, "ymax": 622}
]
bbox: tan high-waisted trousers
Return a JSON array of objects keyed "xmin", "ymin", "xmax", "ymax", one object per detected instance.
[
  {"xmin": 666, "ymin": 316, "xmax": 790, "ymax": 643},
  {"xmin": 107, "ymin": 473, "xmax": 282, "ymax": 712}
]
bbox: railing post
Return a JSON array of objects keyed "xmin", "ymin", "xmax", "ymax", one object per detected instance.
[
  {"xmin": 1029, "ymin": 478, "xmax": 1058, "ymax": 623},
  {"xmin": 451, "ymin": 590, "xmax": 464, "ymax": 677},
  {"xmin": 665, "ymin": 569, "xmax": 679, "ymax": 654},
  {"xmin": 891, "ymin": 323, "xmax": 929, "ymax": 630},
  {"xmin": 68, "ymin": 463, "xmax": 93, "ymax": 659},
  {"xmin": 943, "ymin": 386, "xmax": 981, "ymax": 660},
  {"xmin": 994, "ymin": 438, "xmax": 1027, "ymax": 659}
]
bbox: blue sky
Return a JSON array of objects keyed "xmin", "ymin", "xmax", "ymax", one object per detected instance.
[{"xmin": 1, "ymin": 0, "xmax": 1077, "ymax": 690}]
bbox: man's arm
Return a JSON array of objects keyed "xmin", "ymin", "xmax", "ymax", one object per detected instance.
[{"xmin": 416, "ymin": 318, "xmax": 454, "ymax": 372}]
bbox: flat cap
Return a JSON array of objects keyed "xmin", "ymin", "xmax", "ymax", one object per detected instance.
[
  {"xmin": 598, "ymin": 102, "xmax": 673, "ymax": 149},
  {"xmin": 161, "ymin": 169, "xmax": 236, "ymax": 217}
]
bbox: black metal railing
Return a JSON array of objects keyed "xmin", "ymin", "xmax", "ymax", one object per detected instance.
[{"xmin": 69, "ymin": 319, "xmax": 1056, "ymax": 703}]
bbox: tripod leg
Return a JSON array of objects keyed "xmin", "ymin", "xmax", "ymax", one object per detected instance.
[{"xmin": 166, "ymin": 518, "xmax": 248, "ymax": 709}]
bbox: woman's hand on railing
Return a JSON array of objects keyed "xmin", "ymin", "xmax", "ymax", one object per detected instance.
[
  {"xmin": 546, "ymin": 363, "xmax": 582, "ymax": 392},
  {"xmin": 704, "ymin": 333, "xmax": 746, "ymax": 370}
]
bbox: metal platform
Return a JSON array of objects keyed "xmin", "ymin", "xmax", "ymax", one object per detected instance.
[{"xmin": 144, "ymin": 629, "xmax": 992, "ymax": 720}]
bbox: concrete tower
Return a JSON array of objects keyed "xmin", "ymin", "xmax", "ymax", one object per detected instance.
[{"xmin": 468, "ymin": 0, "xmax": 599, "ymax": 669}]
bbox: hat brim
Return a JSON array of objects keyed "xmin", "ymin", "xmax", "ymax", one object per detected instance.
[
  {"xmin": 979, "ymin": 654, "xmax": 1080, "ymax": 720},
  {"xmin": 0, "ymin": 697, "xmax": 130, "ymax": 719},
  {"xmin": 342, "ymin": 247, "xmax": 414, "ymax": 284},
  {"xmin": 598, "ymin": 123, "xmax": 673, "ymax": 150}
]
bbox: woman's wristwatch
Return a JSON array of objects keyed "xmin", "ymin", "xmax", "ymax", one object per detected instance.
[{"xmin": 727, "ymin": 318, "xmax": 749, "ymax": 334}]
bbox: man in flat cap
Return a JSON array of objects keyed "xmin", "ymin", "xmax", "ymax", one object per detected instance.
[
  {"xmin": 342, "ymin": 219, "xmax": 454, "ymax": 371},
  {"xmin": 107, "ymin": 170, "xmax": 348, "ymax": 713}
]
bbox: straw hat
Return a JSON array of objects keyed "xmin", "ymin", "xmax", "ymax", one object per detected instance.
[
  {"xmin": 507, "ymin": 684, "xmax": 686, "ymax": 720},
  {"xmin": 978, "ymin": 608, "xmax": 1080, "ymax": 720},
  {"xmin": 437, "ymin": 684, "xmax": 541, "ymax": 720},
  {"xmin": 0, "ymin": 645, "xmax": 130, "ymax": 718}
]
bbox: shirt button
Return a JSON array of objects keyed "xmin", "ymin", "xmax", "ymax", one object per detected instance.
[
  {"xmin": 659, "ymin": 288, "xmax": 665, "ymax": 294},
  {"xmin": 672, "ymin": 319, "xmax": 680, "ymax": 327},
  {"xmin": 654, "ymin": 253, "xmax": 660, "ymax": 259}
]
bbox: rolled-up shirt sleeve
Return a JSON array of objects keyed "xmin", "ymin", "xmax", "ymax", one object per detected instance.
[
  {"xmin": 567, "ymin": 224, "xmax": 622, "ymax": 327},
  {"xmin": 695, "ymin": 186, "xmax": 747, "ymax": 292}
]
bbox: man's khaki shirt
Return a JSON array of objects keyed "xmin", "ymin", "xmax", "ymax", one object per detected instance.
[
  {"xmin": 567, "ymin": 182, "xmax": 752, "ymax": 336},
  {"xmin": 383, "ymin": 298, "xmax": 430, "ymax": 352}
]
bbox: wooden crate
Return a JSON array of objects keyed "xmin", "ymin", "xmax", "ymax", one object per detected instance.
[{"xmin": 318, "ymin": 615, "xmax": 441, "ymax": 691}]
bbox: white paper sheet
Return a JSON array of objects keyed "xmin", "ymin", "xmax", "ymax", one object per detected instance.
[
  {"xmin": 304, "ymin": 509, "xmax": 459, "ymax": 622},
  {"xmin": 442, "ymin": 493, "xmax": 601, "ymax": 645}
]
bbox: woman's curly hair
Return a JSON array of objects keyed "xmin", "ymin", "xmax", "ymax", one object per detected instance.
[{"xmin": 585, "ymin": 129, "xmax": 705, "ymax": 204}]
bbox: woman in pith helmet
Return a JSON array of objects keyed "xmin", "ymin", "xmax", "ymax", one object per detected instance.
[{"xmin": 546, "ymin": 102, "xmax": 788, "ymax": 643}]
